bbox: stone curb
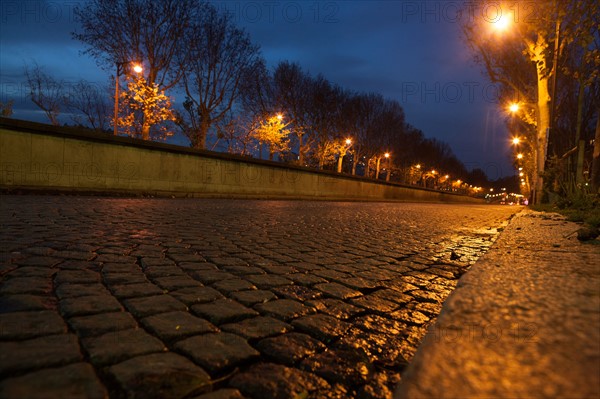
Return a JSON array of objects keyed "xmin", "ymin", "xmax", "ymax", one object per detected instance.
[{"xmin": 394, "ymin": 209, "xmax": 600, "ymax": 399}]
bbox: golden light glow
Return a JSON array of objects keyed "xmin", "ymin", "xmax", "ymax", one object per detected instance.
[
  {"xmin": 384, "ymin": 152, "xmax": 390, "ymax": 158},
  {"xmin": 519, "ymin": 172, "xmax": 524, "ymax": 177},
  {"xmin": 509, "ymin": 103, "xmax": 520, "ymax": 113},
  {"xmin": 431, "ymin": 170, "xmax": 436, "ymax": 174},
  {"xmin": 517, "ymin": 153, "xmax": 523, "ymax": 159},
  {"xmin": 493, "ymin": 11, "xmax": 513, "ymax": 31},
  {"xmin": 132, "ymin": 64, "xmax": 143, "ymax": 74},
  {"xmin": 415, "ymin": 164, "xmax": 421, "ymax": 169},
  {"xmin": 512, "ymin": 137, "xmax": 521, "ymax": 145},
  {"xmin": 345, "ymin": 138, "xmax": 352, "ymax": 146},
  {"xmin": 276, "ymin": 113, "xmax": 283, "ymax": 121}
]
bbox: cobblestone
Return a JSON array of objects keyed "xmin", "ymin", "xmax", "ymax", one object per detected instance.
[
  {"xmin": 0, "ymin": 196, "xmax": 519, "ymax": 397},
  {"xmin": 0, "ymin": 363, "xmax": 108, "ymax": 399},
  {"xmin": 107, "ymin": 353, "xmax": 211, "ymax": 398},
  {"xmin": 174, "ymin": 332, "xmax": 259, "ymax": 375},
  {"xmin": 0, "ymin": 310, "xmax": 67, "ymax": 340},
  {"xmin": 81, "ymin": 328, "xmax": 166, "ymax": 366}
]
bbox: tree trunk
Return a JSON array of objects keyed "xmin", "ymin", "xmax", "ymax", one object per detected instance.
[
  {"xmin": 298, "ymin": 134, "xmax": 304, "ymax": 165},
  {"xmin": 194, "ymin": 119, "xmax": 209, "ymax": 150},
  {"xmin": 575, "ymin": 80, "xmax": 586, "ymax": 184},
  {"xmin": 375, "ymin": 158, "xmax": 381, "ymax": 180},
  {"xmin": 531, "ymin": 36, "xmax": 551, "ymax": 204},
  {"xmin": 337, "ymin": 155, "xmax": 343, "ymax": 173},
  {"xmin": 142, "ymin": 119, "xmax": 150, "ymax": 140},
  {"xmin": 592, "ymin": 109, "xmax": 600, "ymax": 193}
]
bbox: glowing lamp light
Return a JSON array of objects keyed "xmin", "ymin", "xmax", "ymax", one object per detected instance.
[
  {"xmin": 132, "ymin": 64, "xmax": 143, "ymax": 74},
  {"xmin": 517, "ymin": 153, "xmax": 524, "ymax": 159},
  {"xmin": 384, "ymin": 152, "xmax": 390, "ymax": 158},
  {"xmin": 345, "ymin": 138, "xmax": 352, "ymax": 146},
  {"xmin": 493, "ymin": 12, "xmax": 513, "ymax": 31}
]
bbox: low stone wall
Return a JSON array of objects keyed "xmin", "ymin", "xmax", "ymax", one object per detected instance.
[{"xmin": 0, "ymin": 118, "xmax": 482, "ymax": 203}]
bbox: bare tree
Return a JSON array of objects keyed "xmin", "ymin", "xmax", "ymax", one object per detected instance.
[
  {"xmin": 73, "ymin": 0, "xmax": 197, "ymax": 139},
  {"xmin": 64, "ymin": 80, "xmax": 111, "ymax": 131},
  {"xmin": 273, "ymin": 61, "xmax": 313, "ymax": 165},
  {"xmin": 24, "ymin": 63, "xmax": 63, "ymax": 125},
  {"xmin": 178, "ymin": 4, "xmax": 263, "ymax": 149}
]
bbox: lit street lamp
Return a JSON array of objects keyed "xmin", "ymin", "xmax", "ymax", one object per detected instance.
[
  {"xmin": 114, "ymin": 61, "xmax": 143, "ymax": 136},
  {"xmin": 384, "ymin": 152, "xmax": 391, "ymax": 182},
  {"xmin": 337, "ymin": 138, "xmax": 352, "ymax": 173}
]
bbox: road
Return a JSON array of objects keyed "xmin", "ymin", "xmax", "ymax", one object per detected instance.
[{"xmin": 0, "ymin": 196, "xmax": 521, "ymax": 399}]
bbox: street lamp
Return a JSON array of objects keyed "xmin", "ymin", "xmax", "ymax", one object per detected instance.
[
  {"xmin": 114, "ymin": 61, "xmax": 143, "ymax": 136},
  {"xmin": 384, "ymin": 152, "xmax": 391, "ymax": 182},
  {"xmin": 512, "ymin": 137, "xmax": 521, "ymax": 145},
  {"xmin": 337, "ymin": 138, "xmax": 353, "ymax": 173},
  {"xmin": 517, "ymin": 153, "xmax": 524, "ymax": 160}
]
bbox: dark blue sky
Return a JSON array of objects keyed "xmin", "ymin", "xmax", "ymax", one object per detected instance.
[{"xmin": 0, "ymin": 0, "xmax": 514, "ymax": 178}]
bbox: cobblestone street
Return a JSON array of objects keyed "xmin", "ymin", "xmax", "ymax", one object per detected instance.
[{"xmin": 0, "ymin": 196, "xmax": 520, "ymax": 398}]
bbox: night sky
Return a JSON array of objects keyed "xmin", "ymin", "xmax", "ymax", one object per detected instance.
[{"xmin": 0, "ymin": 1, "xmax": 513, "ymax": 179}]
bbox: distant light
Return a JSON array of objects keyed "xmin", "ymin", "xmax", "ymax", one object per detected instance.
[
  {"xmin": 384, "ymin": 152, "xmax": 390, "ymax": 158},
  {"xmin": 276, "ymin": 113, "xmax": 283, "ymax": 121},
  {"xmin": 512, "ymin": 137, "xmax": 521, "ymax": 145},
  {"xmin": 133, "ymin": 64, "xmax": 143, "ymax": 74},
  {"xmin": 345, "ymin": 138, "xmax": 352, "ymax": 146},
  {"xmin": 517, "ymin": 153, "xmax": 524, "ymax": 159},
  {"xmin": 509, "ymin": 103, "xmax": 519, "ymax": 113}
]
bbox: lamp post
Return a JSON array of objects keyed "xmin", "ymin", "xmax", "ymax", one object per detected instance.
[
  {"xmin": 384, "ymin": 152, "xmax": 391, "ymax": 181},
  {"xmin": 337, "ymin": 138, "xmax": 352, "ymax": 173},
  {"xmin": 114, "ymin": 61, "xmax": 143, "ymax": 136}
]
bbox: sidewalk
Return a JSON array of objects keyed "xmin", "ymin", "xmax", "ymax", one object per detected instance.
[{"xmin": 395, "ymin": 209, "xmax": 600, "ymax": 399}]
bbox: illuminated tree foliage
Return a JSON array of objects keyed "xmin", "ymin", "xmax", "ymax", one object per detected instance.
[
  {"xmin": 0, "ymin": 100, "xmax": 13, "ymax": 117},
  {"xmin": 117, "ymin": 77, "xmax": 175, "ymax": 141},
  {"xmin": 252, "ymin": 114, "xmax": 290, "ymax": 161}
]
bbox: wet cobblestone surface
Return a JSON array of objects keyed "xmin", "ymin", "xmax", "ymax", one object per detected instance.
[{"xmin": 0, "ymin": 196, "xmax": 520, "ymax": 398}]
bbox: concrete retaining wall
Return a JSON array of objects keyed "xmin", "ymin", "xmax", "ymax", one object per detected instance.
[{"xmin": 0, "ymin": 118, "xmax": 482, "ymax": 203}]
